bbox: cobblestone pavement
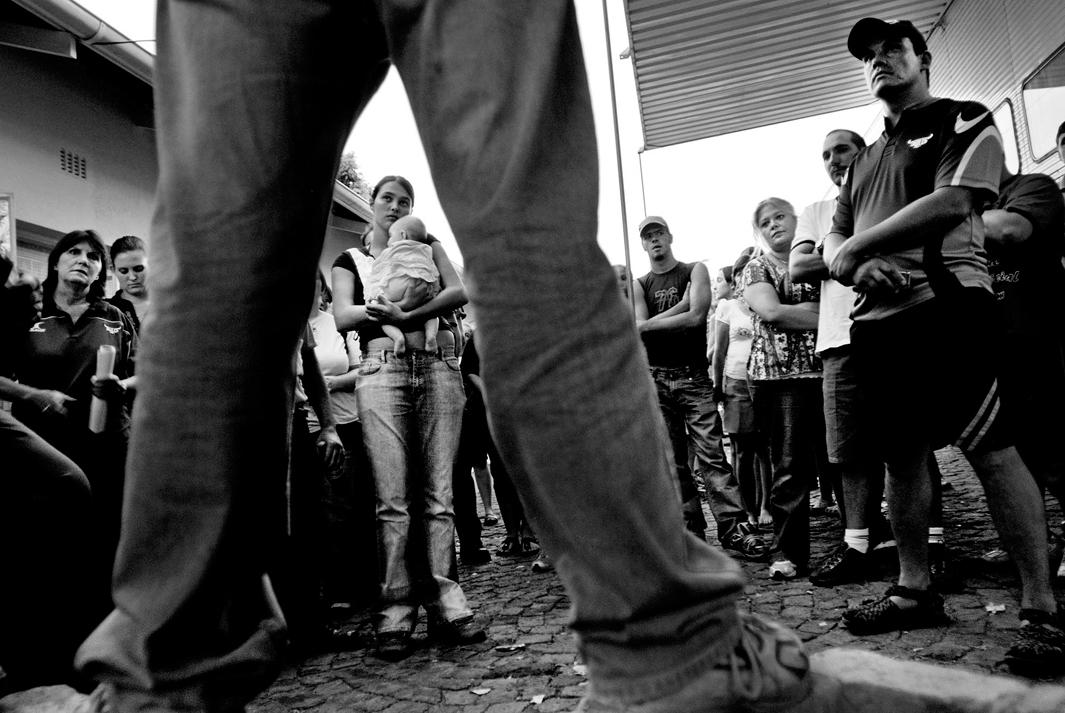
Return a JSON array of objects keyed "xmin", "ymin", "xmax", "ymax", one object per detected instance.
[{"xmin": 248, "ymin": 447, "xmax": 1065, "ymax": 713}]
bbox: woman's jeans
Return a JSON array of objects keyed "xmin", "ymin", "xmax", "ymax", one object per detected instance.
[
  {"xmin": 750, "ymin": 378, "xmax": 827, "ymax": 567},
  {"xmin": 76, "ymin": 2, "xmax": 747, "ymax": 710},
  {"xmin": 356, "ymin": 349, "xmax": 470, "ymax": 633}
]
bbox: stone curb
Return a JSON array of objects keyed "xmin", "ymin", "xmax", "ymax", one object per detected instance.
[{"xmin": 804, "ymin": 649, "xmax": 1065, "ymax": 713}]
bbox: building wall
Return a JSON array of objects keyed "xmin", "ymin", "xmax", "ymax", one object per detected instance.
[
  {"xmin": 0, "ymin": 40, "xmax": 157, "ymax": 276},
  {"xmin": 929, "ymin": 0, "xmax": 1065, "ymax": 182}
]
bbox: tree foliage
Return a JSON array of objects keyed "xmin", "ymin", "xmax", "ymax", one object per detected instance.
[{"xmin": 336, "ymin": 152, "xmax": 370, "ymax": 199}]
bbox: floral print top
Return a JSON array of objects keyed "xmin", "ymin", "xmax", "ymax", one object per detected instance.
[{"xmin": 736, "ymin": 255, "xmax": 821, "ymax": 381}]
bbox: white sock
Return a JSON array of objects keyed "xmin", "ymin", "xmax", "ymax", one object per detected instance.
[
  {"xmin": 844, "ymin": 528, "xmax": 870, "ymax": 554},
  {"xmin": 928, "ymin": 527, "xmax": 944, "ymax": 545}
]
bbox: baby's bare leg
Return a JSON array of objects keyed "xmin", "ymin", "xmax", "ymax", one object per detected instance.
[
  {"xmin": 424, "ymin": 318, "xmax": 439, "ymax": 353},
  {"xmin": 382, "ymin": 324, "xmax": 407, "ymax": 357}
]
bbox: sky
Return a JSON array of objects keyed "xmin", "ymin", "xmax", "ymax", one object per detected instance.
[{"xmin": 74, "ymin": 0, "xmax": 885, "ymax": 274}]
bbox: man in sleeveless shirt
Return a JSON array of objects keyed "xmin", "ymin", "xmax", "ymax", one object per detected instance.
[{"xmin": 633, "ymin": 216, "xmax": 768, "ymax": 561}]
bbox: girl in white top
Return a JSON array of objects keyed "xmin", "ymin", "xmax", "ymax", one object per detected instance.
[{"xmin": 712, "ymin": 251, "xmax": 772, "ymax": 529}]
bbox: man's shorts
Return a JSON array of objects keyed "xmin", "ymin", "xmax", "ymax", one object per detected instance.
[
  {"xmin": 820, "ymin": 346, "xmax": 866, "ymax": 465},
  {"xmin": 850, "ymin": 288, "xmax": 1012, "ymax": 459}
]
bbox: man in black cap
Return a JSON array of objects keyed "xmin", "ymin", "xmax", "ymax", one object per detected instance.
[
  {"xmin": 633, "ymin": 216, "xmax": 768, "ymax": 561},
  {"xmin": 825, "ymin": 16, "xmax": 1065, "ymax": 675}
]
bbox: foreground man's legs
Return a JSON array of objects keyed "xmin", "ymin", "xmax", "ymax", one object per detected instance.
[
  {"xmin": 75, "ymin": 1, "xmax": 387, "ymax": 709},
  {"xmin": 383, "ymin": 2, "xmax": 808, "ymax": 707},
  {"xmin": 78, "ymin": 1, "xmax": 810, "ymax": 711}
]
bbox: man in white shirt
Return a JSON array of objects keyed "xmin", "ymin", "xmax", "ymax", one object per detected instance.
[{"xmin": 790, "ymin": 129, "xmax": 887, "ymax": 586}]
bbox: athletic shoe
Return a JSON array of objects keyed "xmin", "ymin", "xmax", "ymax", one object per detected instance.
[
  {"xmin": 1005, "ymin": 608, "xmax": 1065, "ymax": 677},
  {"xmin": 531, "ymin": 552, "xmax": 553, "ymax": 573},
  {"xmin": 575, "ymin": 612, "xmax": 811, "ymax": 712},
  {"xmin": 374, "ymin": 631, "xmax": 413, "ymax": 661},
  {"xmin": 721, "ymin": 531, "xmax": 771, "ymax": 562},
  {"xmin": 768, "ymin": 559, "xmax": 799, "ymax": 581},
  {"xmin": 427, "ymin": 614, "xmax": 487, "ymax": 647},
  {"xmin": 461, "ymin": 546, "xmax": 491, "ymax": 566},
  {"xmin": 841, "ymin": 584, "xmax": 949, "ymax": 634},
  {"xmin": 809, "ymin": 544, "xmax": 867, "ymax": 587},
  {"xmin": 981, "ymin": 547, "xmax": 1010, "ymax": 564}
]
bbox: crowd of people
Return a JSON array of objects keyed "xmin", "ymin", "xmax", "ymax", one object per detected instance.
[{"xmin": 3, "ymin": 7, "xmax": 1065, "ymax": 713}]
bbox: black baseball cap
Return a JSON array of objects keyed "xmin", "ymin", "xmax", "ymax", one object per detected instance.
[{"xmin": 848, "ymin": 18, "xmax": 928, "ymax": 59}]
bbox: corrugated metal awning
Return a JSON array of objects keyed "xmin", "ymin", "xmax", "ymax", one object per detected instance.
[{"xmin": 624, "ymin": 0, "xmax": 950, "ymax": 149}]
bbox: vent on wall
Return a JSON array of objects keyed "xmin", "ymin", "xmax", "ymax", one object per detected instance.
[{"xmin": 59, "ymin": 148, "xmax": 87, "ymax": 179}]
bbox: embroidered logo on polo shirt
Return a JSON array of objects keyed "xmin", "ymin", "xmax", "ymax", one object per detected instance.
[
  {"xmin": 954, "ymin": 111, "xmax": 989, "ymax": 134},
  {"xmin": 907, "ymin": 133, "xmax": 933, "ymax": 149},
  {"xmin": 29, "ymin": 321, "xmax": 46, "ymax": 333},
  {"xmin": 105, "ymin": 324, "xmax": 121, "ymax": 335}
]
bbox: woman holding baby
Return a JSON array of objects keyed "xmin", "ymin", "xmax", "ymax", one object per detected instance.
[{"xmin": 332, "ymin": 175, "xmax": 481, "ymax": 660}]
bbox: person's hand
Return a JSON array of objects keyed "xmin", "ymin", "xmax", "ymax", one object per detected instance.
[
  {"xmin": 27, "ymin": 388, "xmax": 75, "ymax": 418},
  {"xmin": 851, "ymin": 257, "xmax": 910, "ymax": 296},
  {"xmin": 635, "ymin": 319, "xmax": 648, "ymax": 334},
  {"xmin": 91, "ymin": 374, "xmax": 127, "ymax": 403},
  {"xmin": 828, "ymin": 239, "xmax": 863, "ymax": 286},
  {"xmin": 366, "ymin": 295, "xmax": 406, "ymax": 324},
  {"xmin": 324, "ymin": 375, "xmax": 339, "ymax": 392},
  {"xmin": 316, "ymin": 426, "xmax": 345, "ymax": 474}
]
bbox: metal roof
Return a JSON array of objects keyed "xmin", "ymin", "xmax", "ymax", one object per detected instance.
[{"xmin": 624, "ymin": 0, "xmax": 950, "ymax": 149}]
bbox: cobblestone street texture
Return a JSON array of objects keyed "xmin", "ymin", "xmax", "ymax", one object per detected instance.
[
  {"xmin": 242, "ymin": 447, "xmax": 1065, "ymax": 713},
  {"xmin": 3, "ymin": 447, "xmax": 1065, "ymax": 713}
]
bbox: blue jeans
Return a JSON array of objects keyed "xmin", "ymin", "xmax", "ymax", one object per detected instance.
[
  {"xmin": 356, "ymin": 349, "xmax": 469, "ymax": 633},
  {"xmin": 650, "ymin": 366, "xmax": 746, "ymax": 544},
  {"xmin": 76, "ymin": 1, "xmax": 745, "ymax": 709},
  {"xmin": 750, "ymin": 378, "xmax": 827, "ymax": 567}
]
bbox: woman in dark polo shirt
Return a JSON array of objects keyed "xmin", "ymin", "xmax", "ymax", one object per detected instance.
[{"xmin": 12, "ymin": 229, "xmax": 137, "ymax": 616}]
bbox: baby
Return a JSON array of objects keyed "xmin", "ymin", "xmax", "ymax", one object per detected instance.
[{"xmin": 368, "ymin": 215, "xmax": 440, "ymax": 356}]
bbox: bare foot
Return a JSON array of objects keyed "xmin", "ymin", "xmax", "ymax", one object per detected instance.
[
  {"xmin": 393, "ymin": 335, "xmax": 407, "ymax": 357},
  {"xmin": 425, "ymin": 336, "xmax": 438, "ymax": 353},
  {"xmin": 758, "ymin": 509, "xmax": 773, "ymax": 529}
]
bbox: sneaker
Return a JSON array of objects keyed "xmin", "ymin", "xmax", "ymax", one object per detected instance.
[
  {"xmin": 928, "ymin": 543, "xmax": 957, "ymax": 591},
  {"xmin": 721, "ymin": 531, "xmax": 771, "ymax": 562},
  {"xmin": 575, "ymin": 612, "xmax": 811, "ymax": 712},
  {"xmin": 374, "ymin": 631, "xmax": 413, "ymax": 661},
  {"xmin": 809, "ymin": 544, "xmax": 867, "ymax": 587},
  {"xmin": 1004, "ymin": 608, "xmax": 1065, "ymax": 676},
  {"xmin": 427, "ymin": 614, "xmax": 487, "ymax": 647},
  {"xmin": 981, "ymin": 546, "xmax": 1010, "ymax": 564},
  {"xmin": 768, "ymin": 559, "xmax": 799, "ymax": 580},
  {"xmin": 461, "ymin": 546, "xmax": 491, "ymax": 566},
  {"xmin": 841, "ymin": 584, "xmax": 949, "ymax": 634},
  {"xmin": 532, "ymin": 552, "xmax": 553, "ymax": 573}
]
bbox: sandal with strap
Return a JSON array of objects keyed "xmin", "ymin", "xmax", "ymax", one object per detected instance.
[{"xmin": 842, "ymin": 584, "xmax": 949, "ymax": 634}]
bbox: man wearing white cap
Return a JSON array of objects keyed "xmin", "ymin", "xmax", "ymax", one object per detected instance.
[{"xmin": 633, "ymin": 216, "xmax": 768, "ymax": 561}]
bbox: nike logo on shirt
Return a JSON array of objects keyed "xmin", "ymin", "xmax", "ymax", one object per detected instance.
[{"xmin": 954, "ymin": 111, "xmax": 989, "ymax": 134}]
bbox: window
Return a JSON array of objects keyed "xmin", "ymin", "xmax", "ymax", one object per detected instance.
[
  {"xmin": 1021, "ymin": 43, "xmax": 1065, "ymax": 160},
  {"xmin": 992, "ymin": 101, "xmax": 1019, "ymax": 175}
]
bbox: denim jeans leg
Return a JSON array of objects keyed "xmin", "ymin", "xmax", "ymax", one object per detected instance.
[
  {"xmin": 752, "ymin": 380, "xmax": 814, "ymax": 567},
  {"xmin": 652, "ymin": 373, "xmax": 706, "ymax": 533},
  {"xmin": 677, "ymin": 373, "xmax": 745, "ymax": 543},
  {"xmin": 357, "ymin": 353, "xmax": 420, "ymax": 634},
  {"xmin": 385, "ymin": 2, "xmax": 745, "ymax": 700},
  {"xmin": 74, "ymin": 2, "xmax": 390, "ymax": 708},
  {"xmin": 415, "ymin": 354, "xmax": 471, "ymax": 623}
]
